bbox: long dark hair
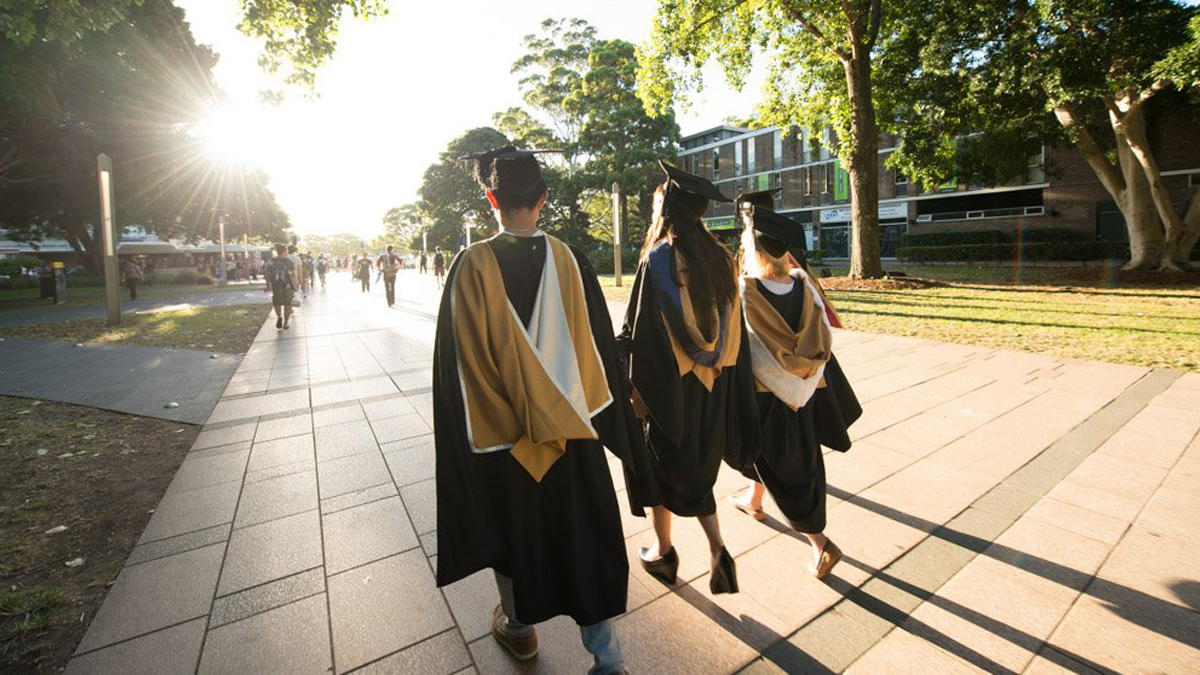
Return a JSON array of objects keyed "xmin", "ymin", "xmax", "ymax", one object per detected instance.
[{"xmin": 641, "ymin": 183, "xmax": 737, "ymax": 337}]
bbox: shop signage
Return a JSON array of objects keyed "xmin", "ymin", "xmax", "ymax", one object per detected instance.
[{"xmin": 819, "ymin": 202, "xmax": 908, "ymax": 224}]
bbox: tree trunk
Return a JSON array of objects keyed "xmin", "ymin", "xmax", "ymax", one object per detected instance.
[
  {"xmin": 1115, "ymin": 135, "xmax": 1164, "ymax": 270},
  {"xmin": 1114, "ymin": 104, "xmax": 1189, "ymax": 270},
  {"xmin": 844, "ymin": 49, "xmax": 883, "ymax": 279},
  {"xmin": 1167, "ymin": 188, "xmax": 1200, "ymax": 264}
]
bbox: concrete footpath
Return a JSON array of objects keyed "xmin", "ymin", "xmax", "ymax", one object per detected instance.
[
  {"xmin": 0, "ymin": 338, "xmax": 240, "ymax": 425},
  {"xmin": 63, "ymin": 269, "xmax": 1200, "ymax": 674}
]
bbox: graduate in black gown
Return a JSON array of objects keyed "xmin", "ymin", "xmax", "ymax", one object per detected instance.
[
  {"xmin": 728, "ymin": 192, "xmax": 862, "ymax": 579},
  {"xmin": 618, "ymin": 161, "xmax": 759, "ymax": 594},
  {"xmin": 433, "ymin": 146, "xmax": 653, "ymax": 673}
]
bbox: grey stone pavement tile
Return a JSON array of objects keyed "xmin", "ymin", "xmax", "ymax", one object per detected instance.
[
  {"xmin": 353, "ymin": 629, "xmax": 472, "ymax": 675},
  {"xmin": 69, "ymin": 275, "xmax": 1200, "ymax": 674},
  {"xmin": 322, "ymin": 495, "xmax": 418, "ymax": 574},
  {"xmin": 327, "ymin": 549, "xmax": 455, "ymax": 673},
  {"xmin": 198, "ymin": 594, "xmax": 332, "ymax": 674},
  {"xmin": 74, "ymin": 543, "xmax": 224, "ymax": 654},
  {"xmin": 217, "ymin": 509, "xmax": 323, "ymax": 596},
  {"xmin": 210, "ymin": 567, "xmax": 325, "ymax": 628},
  {"xmin": 64, "ymin": 617, "xmax": 207, "ymax": 675}
]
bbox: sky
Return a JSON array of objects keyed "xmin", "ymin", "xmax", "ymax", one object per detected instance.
[{"xmin": 176, "ymin": 0, "xmax": 760, "ymax": 238}]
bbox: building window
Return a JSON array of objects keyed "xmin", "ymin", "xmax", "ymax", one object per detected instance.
[
  {"xmin": 820, "ymin": 129, "xmax": 833, "ymax": 161},
  {"xmin": 747, "ymin": 138, "xmax": 756, "ymax": 174},
  {"xmin": 803, "ymin": 168, "xmax": 812, "ymax": 196},
  {"xmin": 734, "ymin": 141, "xmax": 743, "ymax": 177},
  {"xmin": 895, "ymin": 171, "xmax": 908, "ymax": 197},
  {"xmin": 712, "ymin": 148, "xmax": 720, "ymax": 179},
  {"xmin": 773, "ymin": 130, "xmax": 783, "ymax": 170},
  {"xmin": 1025, "ymin": 146, "xmax": 1045, "ymax": 183},
  {"xmin": 1191, "ymin": 172, "xmax": 1200, "ymax": 187},
  {"xmin": 825, "ymin": 164, "xmax": 834, "ymax": 193}
]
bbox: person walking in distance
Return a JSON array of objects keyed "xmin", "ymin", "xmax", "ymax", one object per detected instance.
[
  {"xmin": 433, "ymin": 248, "xmax": 446, "ymax": 288},
  {"xmin": 419, "ymin": 251, "xmax": 428, "ymax": 274},
  {"xmin": 356, "ymin": 253, "xmax": 372, "ymax": 293},
  {"xmin": 268, "ymin": 244, "xmax": 299, "ymax": 330},
  {"xmin": 120, "ymin": 258, "xmax": 144, "ymax": 300},
  {"xmin": 316, "ymin": 255, "xmax": 328, "ymax": 289},
  {"xmin": 434, "ymin": 146, "xmax": 654, "ymax": 673},
  {"xmin": 377, "ymin": 245, "xmax": 402, "ymax": 307}
]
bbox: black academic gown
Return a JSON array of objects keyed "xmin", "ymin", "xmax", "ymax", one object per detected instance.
[
  {"xmin": 744, "ymin": 278, "xmax": 862, "ymax": 533},
  {"xmin": 433, "ymin": 235, "xmax": 653, "ymax": 627},
  {"xmin": 617, "ymin": 254, "xmax": 759, "ymax": 518}
]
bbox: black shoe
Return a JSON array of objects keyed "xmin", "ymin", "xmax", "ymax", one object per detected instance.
[
  {"xmin": 638, "ymin": 546, "xmax": 679, "ymax": 585},
  {"xmin": 710, "ymin": 547, "xmax": 738, "ymax": 594},
  {"xmin": 276, "ymin": 317, "xmax": 283, "ymax": 329}
]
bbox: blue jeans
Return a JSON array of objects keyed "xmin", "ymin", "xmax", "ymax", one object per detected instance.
[{"xmin": 494, "ymin": 572, "xmax": 624, "ymax": 675}]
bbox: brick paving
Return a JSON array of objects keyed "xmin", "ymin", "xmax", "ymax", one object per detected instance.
[{"xmin": 64, "ymin": 269, "xmax": 1200, "ymax": 674}]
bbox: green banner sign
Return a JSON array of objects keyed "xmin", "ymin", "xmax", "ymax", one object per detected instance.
[
  {"xmin": 833, "ymin": 162, "xmax": 849, "ymax": 201},
  {"xmin": 705, "ymin": 217, "xmax": 737, "ymax": 231}
]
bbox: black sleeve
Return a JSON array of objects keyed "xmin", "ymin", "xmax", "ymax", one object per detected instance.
[{"xmin": 570, "ymin": 246, "xmax": 660, "ymax": 515}]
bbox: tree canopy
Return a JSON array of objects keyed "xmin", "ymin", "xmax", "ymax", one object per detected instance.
[{"xmin": 0, "ymin": 1, "xmax": 290, "ymax": 263}]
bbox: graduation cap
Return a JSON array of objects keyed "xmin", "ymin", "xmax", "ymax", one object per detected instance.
[
  {"xmin": 659, "ymin": 160, "xmax": 732, "ymax": 203},
  {"xmin": 735, "ymin": 188, "xmax": 780, "ymax": 211},
  {"xmin": 459, "ymin": 146, "xmax": 562, "ymax": 198},
  {"xmin": 746, "ymin": 206, "xmax": 809, "ymax": 263}
]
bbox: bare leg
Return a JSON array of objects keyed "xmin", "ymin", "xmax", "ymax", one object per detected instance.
[
  {"xmin": 697, "ymin": 513, "xmax": 726, "ymax": 555},
  {"xmin": 804, "ymin": 531, "xmax": 828, "ymax": 566},
  {"xmin": 733, "ymin": 482, "xmax": 767, "ymax": 511},
  {"xmin": 645, "ymin": 506, "xmax": 673, "ymax": 558}
]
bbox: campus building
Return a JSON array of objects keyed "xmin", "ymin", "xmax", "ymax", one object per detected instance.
[{"xmin": 677, "ymin": 113, "xmax": 1200, "ymax": 260}]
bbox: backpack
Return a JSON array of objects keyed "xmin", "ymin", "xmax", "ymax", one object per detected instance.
[{"xmin": 269, "ymin": 257, "xmax": 294, "ymax": 290}]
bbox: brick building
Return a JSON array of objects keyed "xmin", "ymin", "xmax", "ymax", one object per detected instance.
[{"xmin": 677, "ymin": 111, "xmax": 1200, "ymax": 260}]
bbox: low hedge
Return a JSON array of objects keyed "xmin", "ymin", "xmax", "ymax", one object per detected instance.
[
  {"xmin": 897, "ymin": 242, "xmax": 1130, "ymax": 263},
  {"xmin": 0, "ymin": 255, "xmax": 45, "ymax": 276}
]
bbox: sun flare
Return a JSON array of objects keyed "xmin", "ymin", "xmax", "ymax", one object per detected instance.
[{"xmin": 198, "ymin": 105, "xmax": 262, "ymax": 163}]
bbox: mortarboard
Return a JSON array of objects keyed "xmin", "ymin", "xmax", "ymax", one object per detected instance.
[
  {"xmin": 458, "ymin": 146, "xmax": 561, "ymax": 197},
  {"xmin": 746, "ymin": 205, "xmax": 809, "ymax": 262},
  {"xmin": 735, "ymin": 188, "xmax": 780, "ymax": 211},
  {"xmin": 658, "ymin": 160, "xmax": 732, "ymax": 203}
]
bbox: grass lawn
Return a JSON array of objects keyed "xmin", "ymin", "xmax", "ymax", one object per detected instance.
[
  {"xmin": 0, "ymin": 304, "xmax": 269, "ymax": 354},
  {"xmin": 598, "ymin": 265, "xmax": 1200, "ymax": 372},
  {"xmin": 0, "ymin": 282, "xmax": 263, "ymax": 312},
  {"xmin": 0, "ymin": 396, "xmax": 197, "ymax": 672}
]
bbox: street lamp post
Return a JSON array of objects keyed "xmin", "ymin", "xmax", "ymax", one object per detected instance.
[
  {"xmin": 217, "ymin": 215, "xmax": 227, "ymax": 284},
  {"xmin": 97, "ymin": 154, "xmax": 121, "ymax": 325},
  {"xmin": 612, "ymin": 182, "xmax": 622, "ymax": 287}
]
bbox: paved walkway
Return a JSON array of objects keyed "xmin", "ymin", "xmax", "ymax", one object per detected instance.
[
  {"xmin": 0, "ymin": 284, "xmax": 271, "ymax": 328},
  {"xmin": 0, "ymin": 338, "xmax": 240, "ymax": 424},
  {"xmin": 64, "ymin": 269, "xmax": 1200, "ymax": 674}
]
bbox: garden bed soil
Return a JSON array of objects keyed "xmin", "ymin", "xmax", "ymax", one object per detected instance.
[
  {"xmin": 0, "ymin": 397, "xmax": 198, "ymax": 673},
  {"xmin": 819, "ymin": 275, "xmax": 948, "ymax": 291}
]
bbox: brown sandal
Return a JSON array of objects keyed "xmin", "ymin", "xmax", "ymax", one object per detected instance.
[{"xmin": 808, "ymin": 540, "xmax": 843, "ymax": 580}]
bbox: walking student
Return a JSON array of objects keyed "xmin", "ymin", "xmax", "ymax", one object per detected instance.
[
  {"xmin": 377, "ymin": 245, "xmax": 402, "ymax": 307},
  {"xmin": 356, "ymin": 253, "xmax": 372, "ymax": 293},
  {"xmin": 730, "ymin": 191, "xmax": 862, "ymax": 579},
  {"xmin": 268, "ymin": 244, "xmax": 299, "ymax": 330},
  {"xmin": 316, "ymin": 255, "xmax": 328, "ymax": 289},
  {"xmin": 618, "ymin": 160, "xmax": 759, "ymax": 595},
  {"xmin": 120, "ymin": 258, "xmax": 143, "ymax": 300},
  {"xmin": 419, "ymin": 251, "xmax": 428, "ymax": 274},
  {"xmin": 433, "ymin": 248, "xmax": 445, "ymax": 288},
  {"xmin": 433, "ymin": 146, "xmax": 653, "ymax": 674}
]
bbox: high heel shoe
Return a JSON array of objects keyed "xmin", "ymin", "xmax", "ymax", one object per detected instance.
[
  {"xmin": 709, "ymin": 547, "xmax": 738, "ymax": 594},
  {"xmin": 639, "ymin": 546, "xmax": 679, "ymax": 585}
]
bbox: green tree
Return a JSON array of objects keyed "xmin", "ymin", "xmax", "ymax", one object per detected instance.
[
  {"xmin": 885, "ymin": 0, "xmax": 1200, "ymax": 270},
  {"xmin": 0, "ymin": 1, "xmax": 290, "ymax": 265},
  {"xmin": 380, "ymin": 204, "xmax": 423, "ymax": 251},
  {"xmin": 416, "ymin": 127, "xmax": 511, "ymax": 252},
  {"xmin": 492, "ymin": 107, "xmax": 559, "ymax": 149},
  {"xmin": 568, "ymin": 39, "xmax": 680, "ymax": 245},
  {"xmin": 638, "ymin": 0, "xmax": 890, "ymax": 279},
  {"xmin": 512, "ymin": 17, "xmax": 597, "ymax": 162}
]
